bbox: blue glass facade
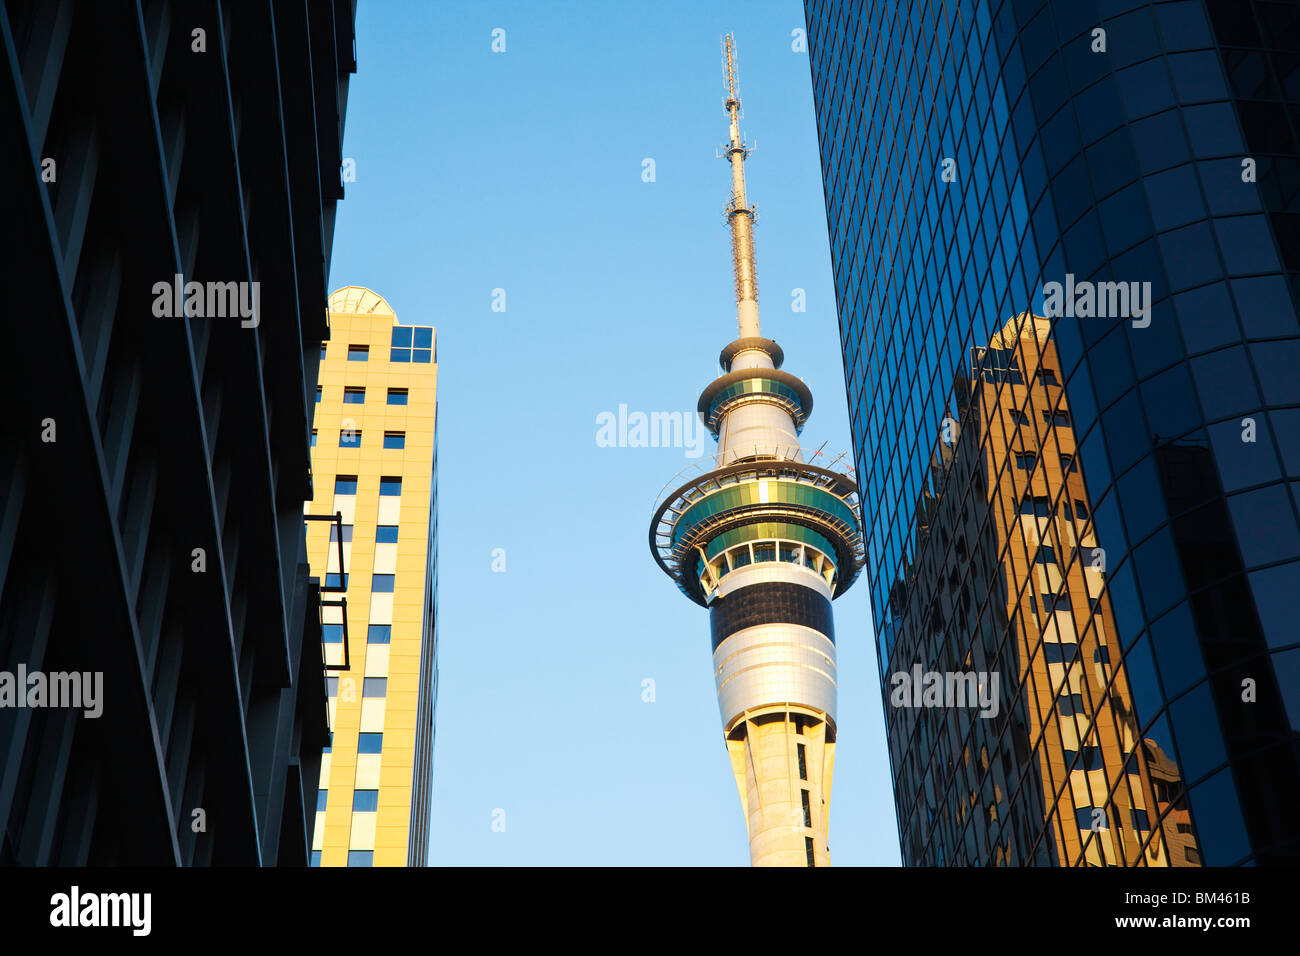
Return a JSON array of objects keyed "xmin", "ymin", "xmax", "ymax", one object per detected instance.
[{"xmin": 807, "ymin": 0, "xmax": 1300, "ymax": 864}]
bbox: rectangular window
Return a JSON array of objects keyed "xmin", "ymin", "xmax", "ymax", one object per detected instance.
[
  {"xmin": 797, "ymin": 743, "xmax": 807, "ymax": 780},
  {"xmin": 371, "ymin": 574, "xmax": 395, "ymax": 593},
  {"xmin": 413, "ymin": 327, "xmax": 433, "ymax": 363},
  {"xmin": 358, "ymin": 733, "xmax": 383, "ymax": 754},
  {"xmin": 326, "ymin": 677, "xmax": 339, "ymax": 697},
  {"xmin": 347, "ymin": 346, "xmax": 368, "ymax": 361},
  {"xmin": 1039, "ymin": 367, "xmax": 1059, "ymax": 386},
  {"xmin": 317, "ymin": 790, "xmax": 328, "ymax": 811},
  {"xmin": 1014, "ymin": 452, "xmax": 1037, "ymax": 469},
  {"xmin": 330, "ymin": 523, "xmax": 354, "ymax": 543},
  {"xmin": 347, "ymin": 851, "xmax": 373, "ymax": 867},
  {"xmin": 325, "ymin": 573, "xmax": 348, "ymax": 589},
  {"xmin": 352, "ymin": 790, "xmax": 380, "ymax": 812},
  {"xmin": 801, "ymin": 789, "xmax": 812, "ymax": 828},
  {"xmin": 343, "ymin": 388, "xmax": 365, "ymax": 404},
  {"xmin": 334, "ymin": 476, "xmax": 358, "ymax": 495},
  {"xmin": 311, "ymin": 851, "xmax": 321, "ymax": 867},
  {"xmin": 1043, "ymin": 409, "xmax": 1071, "ymax": 426},
  {"xmin": 322, "ymin": 624, "xmax": 344, "ymax": 644},
  {"xmin": 1060, "ymin": 454, "xmax": 1075, "ymax": 472},
  {"xmin": 1043, "ymin": 641, "xmax": 1079, "ymax": 663},
  {"xmin": 363, "ymin": 677, "xmax": 387, "ymax": 697},
  {"xmin": 367, "ymin": 624, "xmax": 392, "ymax": 644},
  {"xmin": 339, "ymin": 430, "xmax": 362, "ymax": 448},
  {"xmin": 387, "ymin": 389, "xmax": 408, "ymax": 405},
  {"xmin": 310, "ymin": 430, "xmax": 317, "ymax": 447},
  {"xmin": 1035, "ymin": 546, "xmax": 1057, "ymax": 565},
  {"xmin": 1010, "ymin": 408, "xmax": 1029, "ymax": 425},
  {"xmin": 1074, "ymin": 499, "xmax": 1089, "ymax": 518},
  {"xmin": 805, "ymin": 836, "xmax": 815, "ymax": 867},
  {"xmin": 384, "ymin": 432, "xmax": 406, "ymax": 449},
  {"xmin": 379, "ymin": 477, "xmax": 402, "ymax": 496},
  {"xmin": 375, "ymin": 525, "xmax": 399, "ymax": 543},
  {"xmin": 315, "ymin": 387, "xmax": 322, "ymax": 403},
  {"xmin": 320, "ymin": 344, "xmax": 327, "ymax": 361}
]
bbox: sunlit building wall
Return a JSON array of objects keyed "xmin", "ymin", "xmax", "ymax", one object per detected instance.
[{"xmin": 307, "ymin": 286, "xmax": 438, "ymax": 867}]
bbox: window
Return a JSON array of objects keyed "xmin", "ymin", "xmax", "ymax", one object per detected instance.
[
  {"xmin": 322, "ymin": 624, "xmax": 344, "ymax": 644},
  {"xmin": 383, "ymin": 432, "xmax": 406, "ymax": 449},
  {"xmin": 343, "ymin": 387, "xmax": 365, "ymax": 404},
  {"xmin": 334, "ymin": 476, "xmax": 358, "ymax": 495},
  {"xmin": 347, "ymin": 851, "xmax": 373, "ymax": 867},
  {"xmin": 797, "ymin": 743, "xmax": 807, "ymax": 780},
  {"xmin": 325, "ymin": 573, "xmax": 348, "ymax": 589},
  {"xmin": 317, "ymin": 790, "xmax": 328, "ymax": 811},
  {"xmin": 1020, "ymin": 495, "xmax": 1051, "ymax": 516},
  {"xmin": 1014, "ymin": 452, "xmax": 1037, "ymax": 470},
  {"xmin": 320, "ymin": 344, "xmax": 327, "ymax": 361},
  {"xmin": 352, "ymin": 790, "xmax": 379, "ymax": 812},
  {"xmin": 326, "ymin": 677, "xmax": 339, "ymax": 697},
  {"xmin": 1058, "ymin": 692, "xmax": 1086, "ymax": 716},
  {"xmin": 387, "ymin": 389, "xmax": 408, "ymax": 405},
  {"xmin": 1035, "ymin": 546, "xmax": 1057, "ymax": 565},
  {"xmin": 363, "ymin": 678, "xmax": 387, "ymax": 697},
  {"xmin": 371, "ymin": 574, "xmax": 395, "ymax": 593},
  {"xmin": 358, "ymin": 733, "xmax": 383, "ymax": 754},
  {"xmin": 1074, "ymin": 499, "xmax": 1089, "ymax": 518},
  {"xmin": 310, "ymin": 430, "xmax": 317, "ymax": 446},
  {"xmin": 1076, "ymin": 806, "xmax": 1107, "ymax": 830},
  {"xmin": 390, "ymin": 326, "xmax": 432, "ymax": 363},
  {"xmin": 315, "ymin": 387, "xmax": 322, "ymax": 403},
  {"xmin": 1060, "ymin": 454, "xmax": 1075, "ymax": 472},
  {"xmin": 805, "ymin": 836, "xmax": 815, "ymax": 867},
  {"xmin": 1010, "ymin": 408, "xmax": 1030, "ymax": 425},
  {"xmin": 367, "ymin": 624, "xmax": 392, "ymax": 644},
  {"xmin": 1043, "ymin": 641, "xmax": 1079, "ymax": 663},
  {"xmin": 311, "ymin": 851, "xmax": 321, "ymax": 867},
  {"xmin": 1131, "ymin": 809, "xmax": 1151, "ymax": 830},
  {"xmin": 379, "ymin": 477, "xmax": 402, "ymax": 496},
  {"xmin": 339, "ymin": 430, "xmax": 362, "ymax": 448},
  {"xmin": 347, "ymin": 345, "xmax": 368, "ymax": 361},
  {"xmin": 1039, "ymin": 367, "xmax": 1059, "ymax": 386},
  {"xmin": 1043, "ymin": 409, "xmax": 1071, "ymax": 427},
  {"xmin": 375, "ymin": 525, "xmax": 399, "ymax": 544},
  {"xmin": 330, "ymin": 523, "xmax": 353, "ymax": 543},
  {"xmin": 801, "ymin": 789, "xmax": 812, "ymax": 828}
]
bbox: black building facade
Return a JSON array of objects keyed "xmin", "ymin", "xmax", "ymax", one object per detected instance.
[
  {"xmin": 806, "ymin": 0, "xmax": 1300, "ymax": 864},
  {"xmin": 0, "ymin": 0, "xmax": 356, "ymax": 864}
]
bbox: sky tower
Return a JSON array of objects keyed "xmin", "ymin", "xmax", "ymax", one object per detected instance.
[{"xmin": 649, "ymin": 35, "xmax": 864, "ymax": 867}]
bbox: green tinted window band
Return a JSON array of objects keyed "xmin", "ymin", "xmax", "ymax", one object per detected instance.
[{"xmin": 673, "ymin": 481, "xmax": 857, "ymax": 546}]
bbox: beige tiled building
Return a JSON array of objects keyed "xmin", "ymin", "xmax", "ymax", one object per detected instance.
[{"xmin": 306, "ymin": 286, "xmax": 438, "ymax": 866}]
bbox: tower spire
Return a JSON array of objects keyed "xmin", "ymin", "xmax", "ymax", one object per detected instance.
[{"xmin": 723, "ymin": 34, "xmax": 760, "ymax": 339}]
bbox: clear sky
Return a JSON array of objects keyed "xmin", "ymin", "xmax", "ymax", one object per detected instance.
[{"xmin": 327, "ymin": 0, "xmax": 902, "ymax": 866}]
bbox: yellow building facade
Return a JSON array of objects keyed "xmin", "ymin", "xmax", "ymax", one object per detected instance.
[{"xmin": 307, "ymin": 286, "xmax": 438, "ymax": 867}]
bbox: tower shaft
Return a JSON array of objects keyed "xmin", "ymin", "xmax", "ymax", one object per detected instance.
[{"xmin": 724, "ymin": 34, "xmax": 760, "ymax": 339}]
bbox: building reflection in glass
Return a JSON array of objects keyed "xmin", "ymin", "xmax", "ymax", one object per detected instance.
[{"xmin": 884, "ymin": 312, "xmax": 1200, "ymax": 866}]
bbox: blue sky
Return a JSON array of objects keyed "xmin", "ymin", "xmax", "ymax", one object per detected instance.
[{"xmin": 327, "ymin": 0, "xmax": 902, "ymax": 866}]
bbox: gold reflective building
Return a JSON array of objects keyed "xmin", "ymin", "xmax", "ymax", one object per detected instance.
[
  {"xmin": 889, "ymin": 312, "xmax": 1199, "ymax": 866},
  {"xmin": 306, "ymin": 286, "xmax": 438, "ymax": 867}
]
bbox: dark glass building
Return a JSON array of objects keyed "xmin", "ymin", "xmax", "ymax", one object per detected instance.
[
  {"xmin": 0, "ymin": 0, "xmax": 356, "ymax": 864},
  {"xmin": 806, "ymin": 0, "xmax": 1300, "ymax": 864}
]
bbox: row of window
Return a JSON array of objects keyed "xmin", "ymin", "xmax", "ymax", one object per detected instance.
[
  {"xmin": 334, "ymin": 476, "xmax": 402, "ymax": 496},
  {"xmin": 325, "ymin": 676, "xmax": 388, "ymax": 698},
  {"xmin": 322, "ymin": 732, "xmax": 382, "ymax": 755},
  {"xmin": 698, "ymin": 538, "xmax": 839, "ymax": 597},
  {"xmin": 333, "ymin": 342, "xmax": 432, "ymax": 364},
  {"xmin": 316, "ymin": 789, "xmax": 381, "ymax": 812},
  {"xmin": 320, "ymin": 573, "xmax": 397, "ymax": 593},
  {"xmin": 330, "ymin": 524, "xmax": 400, "ymax": 544},
  {"xmin": 317, "ymin": 387, "xmax": 408, "ymax": 404},
  {"xmin": 332, "ymin": 431, "xmax": 406, "ymax": 449},
  {"xmin": 323, "ymin": 623, "xmax": 396, "ymax": 644}
]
